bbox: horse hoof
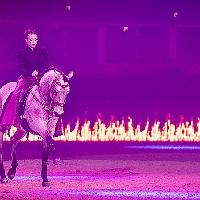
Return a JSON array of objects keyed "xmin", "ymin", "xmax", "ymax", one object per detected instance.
[
  {"xmin": 42, "ymin": 181, "xmax": 50, "ymax": 187},
  {"xmin": 1, "ymin": 177, "xmax": 8, "ymax": 184},
  {"xmin": 7, "ymin": 168, "xmax": 16, "ymax": 180},
  {"xmin": 53, "ymin": 158, "xmax": 62, "ymax": 165}
]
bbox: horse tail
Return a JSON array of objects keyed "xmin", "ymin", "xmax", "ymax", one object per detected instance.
[{"xmin": 0, "ymin": 82, "xmax": 17, "ymax": 116}]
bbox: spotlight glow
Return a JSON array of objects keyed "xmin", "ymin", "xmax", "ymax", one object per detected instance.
[
  {"xmin": 10, "ymin": 175, "xmax": 200, "ymax": 199},
  {"xmin": 174, "ymin": 12, "xmax": 178, "ymax": 18},
  {"xmin": 123, "ymin": 26, "xmax": 128, "ymax": 32},
  {"xmin": 11, "ymin": 188, "xmax": 200, "ymax": 199},
  {"xmin": 66, "ymin": 5, "xmax": 71, "ymax": 11},
  {"xmin": 14, "ymin": 175, "xmax": 134, "ymax": 181}
]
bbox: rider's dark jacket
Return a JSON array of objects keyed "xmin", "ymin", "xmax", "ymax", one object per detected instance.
[{"xmin": 18, "ymin": 46, "xmax": 49, "ymax": 77}]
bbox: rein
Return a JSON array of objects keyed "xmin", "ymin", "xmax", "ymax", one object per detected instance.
[
  {"xmin": 31, "ymin": 91, "xmax": 52, "ymax": 113},
  {"xmin": 31, "ymin": 90, "xmax": 62, "ymax": 118}
]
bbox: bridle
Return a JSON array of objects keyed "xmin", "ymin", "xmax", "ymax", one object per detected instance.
[
  {"xmin": 49, "ymin": 78, "xmax": 69, "ymax": 109},
  {"xmin": 31, "ymin": 70, "xmax": 70, "ymax": 117}
]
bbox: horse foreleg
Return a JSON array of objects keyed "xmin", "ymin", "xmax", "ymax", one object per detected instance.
[
  {"xmin": 48, "ymin": 136, "xmax": 62, "ymax": 165},
  {"xmin": 7, "ymin": 129, "xmax": 25, "ymax": 180},
  {"xmin": 41, "ymin": 141, "xmax": 50, "ymax": 187},
  {"xmin": 0, "ymin": 130, "xmax": 8, "ymax": 183}
]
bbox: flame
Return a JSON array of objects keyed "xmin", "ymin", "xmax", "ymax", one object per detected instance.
[{"xmin": 3, "ymin": 114, "xmax": 200, "ymax": 142}]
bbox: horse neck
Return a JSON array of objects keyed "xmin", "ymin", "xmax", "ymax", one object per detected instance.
[{"xmin": 39, "ymin": 71, "xmax": 55, "ymax": 97}]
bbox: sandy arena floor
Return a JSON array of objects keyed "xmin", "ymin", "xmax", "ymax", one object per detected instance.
[{"xmin": 1, "ymin": 142, "xmax": 200, "ymax": 199}]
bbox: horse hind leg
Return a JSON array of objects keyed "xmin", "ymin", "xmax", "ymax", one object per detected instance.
[
  {"xmin": 7, "ymin": 141, "xmax": 18, "ymax": 180},
  {"xmin": 7, "ymin": 147, "xmax": 18, "ymax": 180},
  {"xmin": 0, "ymin": 130, "xmax": 8, "ymax": 183},
  {"xmin": 7, "ymin": 129, "xmax": 25, "ymax": 180}
]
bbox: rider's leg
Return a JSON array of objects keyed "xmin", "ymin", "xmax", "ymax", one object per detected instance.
[{"xmin": 17, "ymin": 76, "xmax": 37, "ymax": 118}]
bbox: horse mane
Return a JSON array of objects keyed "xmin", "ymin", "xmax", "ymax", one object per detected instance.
[
  {"xmin": 38, "ymin": 67, "xmax": 69, "ymax": 85},
  {"xmin": 38, "ymin": 67, "xmax": 63, "ymax": 82},
  {"xmin": 37, "ymin": 67, "xmax": 68, "ymax": 101}
]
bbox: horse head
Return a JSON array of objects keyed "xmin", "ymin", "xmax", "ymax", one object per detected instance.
[{"xmin": 39, "ymin": 67, "xmax": 72, "ymax": 116}]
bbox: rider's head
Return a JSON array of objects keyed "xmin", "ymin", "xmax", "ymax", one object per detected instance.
[{"xmin": 24, "ymin": 29, "xmax": 38, "ymax": 50}]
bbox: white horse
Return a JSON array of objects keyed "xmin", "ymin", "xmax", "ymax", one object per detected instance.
[{"xmin": 0, "ymin": 67, "xmax": 72, "ymax": 186}]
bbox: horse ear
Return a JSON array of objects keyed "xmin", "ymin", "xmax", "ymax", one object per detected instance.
[
  {"xmin": 54, "ymin": 70, "xmax": 62, "ymax": 80},
  {"xmin": 54, "ymin": 70, "xmax": 59, "ymax": 75}
]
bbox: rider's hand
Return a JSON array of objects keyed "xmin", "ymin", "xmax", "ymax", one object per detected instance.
[{"xmin": 32, "ymin": 70, "xmax": 38, "ymax": 77}]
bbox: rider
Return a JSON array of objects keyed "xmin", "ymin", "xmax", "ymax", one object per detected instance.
[
  {"xmin": 0, "ymin": 29, "xmax": 62, "ymax": 165},
  {"xmin": 0, "ymin": 29, "xmax": 47, "ymax": 130}
]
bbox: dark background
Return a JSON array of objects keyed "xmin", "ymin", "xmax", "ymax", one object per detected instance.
[{"xmin": 1, "ymin": 0, "xmax": 200, "ymax": 128}]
